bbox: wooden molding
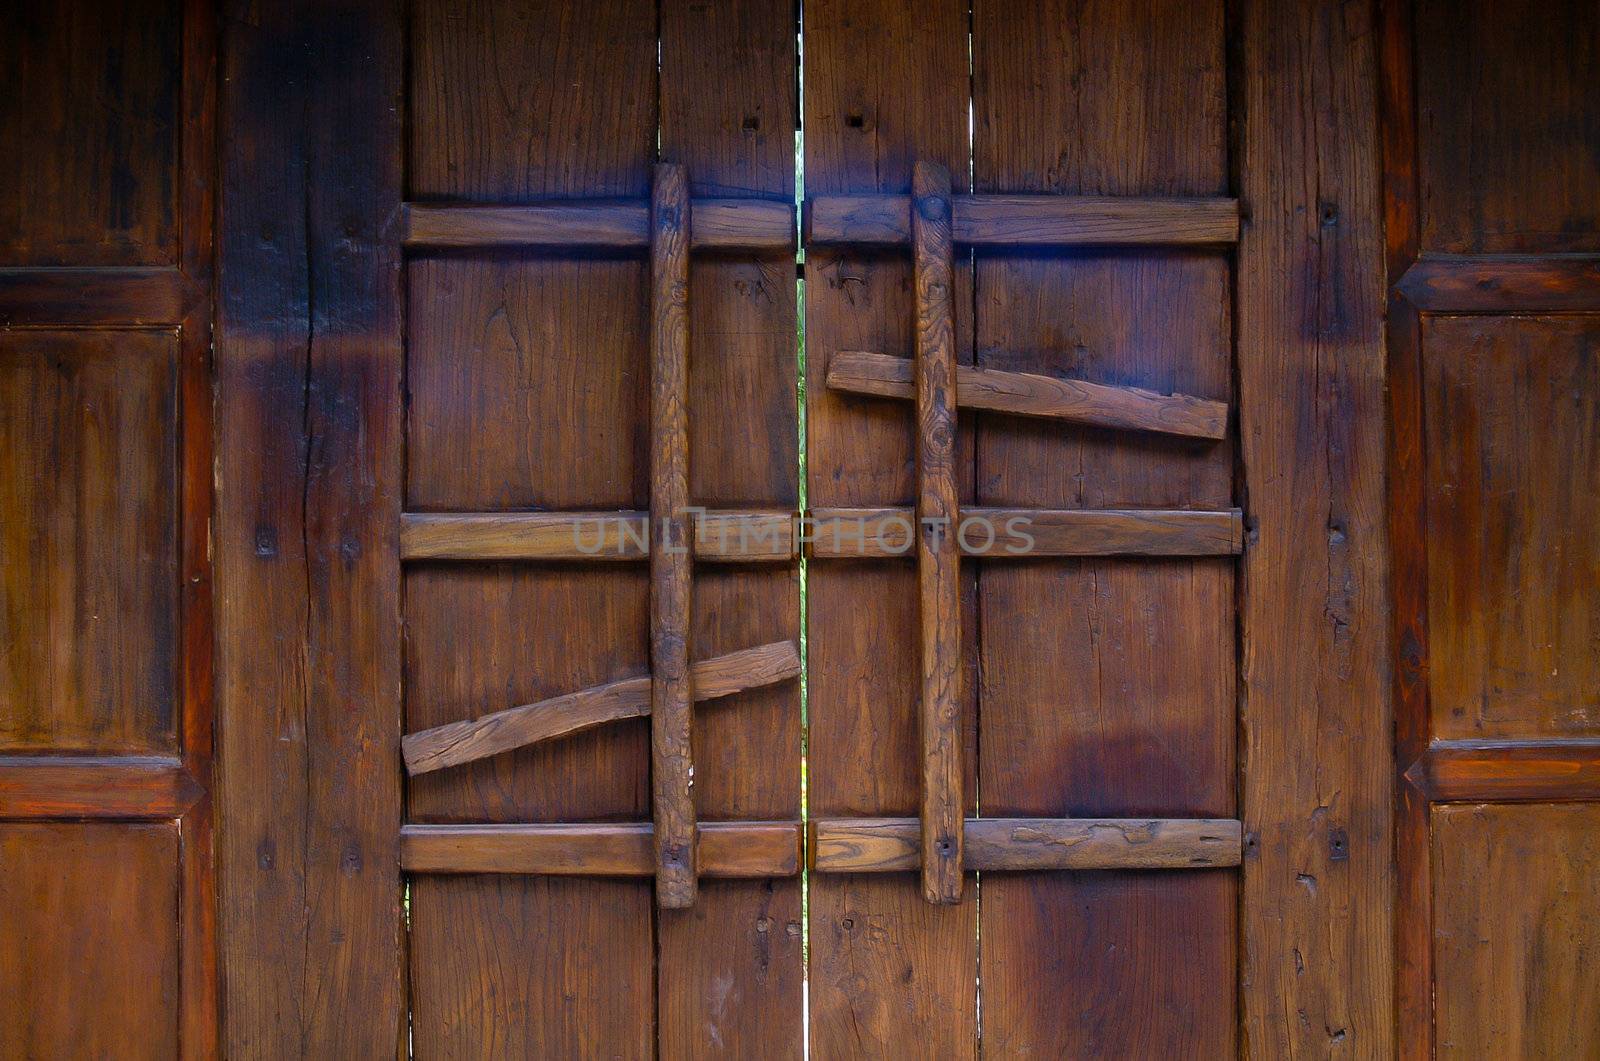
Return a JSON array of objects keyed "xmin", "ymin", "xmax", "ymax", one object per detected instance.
[
  {"xmin": 1405, "ymin": 740, "xmax": 1600, "ymax": 803},
  {"xmin": 1396, "ymin": 255, "xmax": 1600, "ymax": 313},
  {"xmin": 0, "ymin": 756, "xmax": 203, "ymax": 819},
  {"xmin": 401, "ymin": 198, "xmax": 793, "ymax": 252},
  {"xmin": 0, "ymin": 267, "xmax": 191, "ymax": 326},
  {"xmin": 806, "ymin": 507, "xmax": 1244, "ymax": 559},
  {"xmin": 400, "ymin": 509, "xmax": 795, "ymax": 562},
  {"xmin": 401, "ymin": 820, "xmax": 801, "ymax": 878},
  {"xmin": 806, "ymin": 193, "xmax": 1240, "ymax": 246}
]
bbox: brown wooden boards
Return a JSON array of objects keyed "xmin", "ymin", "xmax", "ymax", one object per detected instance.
[
  {"xmin": 403, "ymin": 199, "xmax": 792, "ymax": 251},
  {"xmin": 402, "ymin": 820, "xmax": 801, "ymax": 877},
  {"xmin": 806, "ymin": 193, "xmax": 1240, "ymax": 246},
  {"xmin": 401, "ymin": 509, "xmax": 797, "ymax": 561}
]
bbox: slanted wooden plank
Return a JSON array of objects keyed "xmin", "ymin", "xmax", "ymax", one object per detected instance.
[
  {"xmin": 811, "ymin": 817, "xmax": 1243, "ymax": 872},
  {"xmin": 828, "ymin": 350, "xmax": 1229, "ymax": 440},
  {"xmin": 911, "ymin": 160, "xmax": 964, "ymax": 905},
  {"xmin": 403, "ymin": 640, "xmax": 799, "ymax": 775},
  {"xmin": 400, "ymin": 509, "xmax": 795, "ymax": 562},
  {"xmin": 401, "ymin": 820, "xmax": 800, "ymax": 878},
  {"xmin": 807, "ymin": 507, "xmax": 1244, "ymax": 558},
  {"xmin": 806, "ymin": 193, "xmax": 1240, "ymax": 246},
  {"xmin": 401, "ymin": 198, "xmax": 791, "ymax": 251}
]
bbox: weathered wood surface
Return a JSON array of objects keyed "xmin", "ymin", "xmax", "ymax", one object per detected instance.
[
  {"xmin": 401, "ymin": 820, "xmax": 801, "ymax": 878},
  {"xmin": 403, "ymin": 640, "xmax": 799, "ymax": 775},
  {"xmin": 806, "ymin": 507, "xmax": 1242, "ymax": 559},
  {"xmin": 0, "ymin": 267, "xmax": 190, "ymax": 326},
  {"xmin": 828, "ymin": 350, "xmax": 1229, "ymax": 439},
  {"xmin": 401, "ymin": 509, "xmax": 796, "ymax": 562},
  {"xmin": 0, "ymin": 756, "xmax": 202, "ymax": 819},
  {"xmin": 806, "ymin": 193, "xmax": 1239, "ymax": 246},
  {"xmin": 403, "ymin": 198, "xmax": 792, "ymax": 251},
  {"xmin": 1398, "ymin": 255, "xmax": 1600, "ymax": 312},
  {"xmin": 1408, "ymin": 740, "xmax": 1600, "ymax": 802},
  {"xmin": 812, "ymin": 817, "xmax": 1243, "ymax": 872}
]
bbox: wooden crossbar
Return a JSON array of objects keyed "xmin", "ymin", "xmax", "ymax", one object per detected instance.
[
  {"xmin": 807, "ymin": 507, "xmax": 1244, "ymax": 559},
  {"xmin": 402, "ymin": 198, "xmax": 793, "ymax": 251},
  {"xmin": 402, "ymin": 821, "xmax": 801, "ymax": 878},
  {"xmin": 400, "ymin": 510, "xmax": 795, "ymax": 562},
  {"xmin": 827, "ymin": 351, "xmax": 1229, "ymax": 441},
  {"xmin": 811, "ymin": 817, "xmax": 1243, "ymax": 872},
  {"xmin": 806, "ymin": 193, "xmax": 1240, "ymax": 247},
  {"xmin": 401, "ymin": 641, "xmax": 800, "ymax": 776}
]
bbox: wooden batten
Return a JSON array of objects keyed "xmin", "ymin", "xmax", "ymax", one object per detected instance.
[
  {"xmin": 400, "ymin": 509, "xmax": 796, "ymax": 562},
  {"xmin": 827, "ymin": 350, "xmax": 1229, "ymax": 440},
  {"xmin": 401, "ymin": 820, "xmax": 802, "ymax": 878},
  {"xmin": 401, "ymin": 198, "xmax": 792, "ymax": 251},
  {"xmin": 401, "ymin": 640, "xmax": 800, "ymax": 775},
  {"xmin": 811, "ymin": 817, "xmax": 1244, "ymax": 872},
  {"xmin": 1396, "ymin": 255, "xmax": 1600, "ymax": 313},
  {"xmin": 806, "ymin": 507, "xmax": 1244, "ymax": 559},
  {"xmin": 1406, "ymin": 740, "xmax": 1600, "ymax": 803},
  {"xmin": 806, "ymin": 193, "xmax": 1240, "ymax": 247}
]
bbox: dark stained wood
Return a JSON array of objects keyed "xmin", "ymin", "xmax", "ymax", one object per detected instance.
[
  {"xmin": 402, "ymin": 820, "xmax": 800, "ymax": 878},
  {"xmin": 403, "ymin": 198, "xmax": 792, "ymax": 251},
  {"xmin": 401, "ymin": 509, "xmax": 796, "ymax": 562},
  {"xmin": 0, "ymin": 823, "xmax": 180, "ymax": 1057},
  {"xmin": 1415, "ymin": 0, "xmax": 1600, "ymax": 254},
  {"xmin": 828, "ymin": 350, "xmax": 1229, "ymax": 440},
  {"xmin": 403, "ymin": 640, "xmax": 800, "ymax": 775},
  {"xmin": 806, "ymin": 193, "xmax": 1240, "ymax": 246},
  {"xmin": 1239, "ymin": 0, "xmax": 1393, "ymax": 1053},
  {"xmin": 911, "ymin": 159, "xmax": 963, "ymax": 905},
  {"xmin": 0, "ymin": 267, "xmax": 190, "ymax": 326},
  {"xmin": 811, "ymin": 817, "xmax": 1243, "ymax": 872},
  {"xmin": 1398, "ymin": 255, "xmax": 1600, "ymax": 313},
  {"xmin": 807, "ymin": 507, "xmax": 1243, "ymax": 559},
  {"xmin": 1432, "ymin": 803, "xmax": 1600, "ymax": 1057},
  {"xmin": 215, "ymin": 0, "xmax": 403, "ymax": 1053},
  {"xmin": 0, "ymin": 756, "xmax": 201, "ymax": 818},
  {"xmin": 0, "ymin": 0, "xmax": 179, "ymax": 267},
  {"xmin": 0, "ymin": 330, "xmax": 178, "ymax": 754},
  {"xmin": 804, "ymin": 0, "xmax": 978, "ymax": 1051},
  {"xmin": 1409, "ymin": 740, "xmax": 1600, "ymax": 803}
]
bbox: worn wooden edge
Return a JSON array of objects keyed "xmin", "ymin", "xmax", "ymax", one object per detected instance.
[
  {"xmin": 400, "ymin": 509, "xmax": 796, "ymax": 562},
  {"xmin": 809, "ymin": 817, "xmax": 1244, "ymax": 872},
  {"xmin": 1404, "ymin": 740, "xmax": 1600, "ymax": 803},
  {"xmin": 0, "ymin": 267, "xmax": 193, "ymax": 326},
  {"xmin": 0, "ymin": 756, "xmax": 204, "ymax": 819},
  {"xmin": 805, "ymin": 507, "xmax": 1244, "ymax": 559},
  {"xmin": 827, "ymin": 350, "xmax": 1230, "ymax": 440},
  {"xmin": 1395, "ymin": 255, "xmax": 1600, "ymax": 313},
  {"xmin": 399, "ymin": 820, "xmax": 801, "ymax": 878},
  {"xmin": 401, "ymin": 640, "xmax": 800, "ymax": 775},
  {"xmin": 805, "ymin": 193, "xmax": 1240, "ymax": 246},
  {"xmin": 401, "ymin": 198, "xmax": 792, "ymax": 251}
]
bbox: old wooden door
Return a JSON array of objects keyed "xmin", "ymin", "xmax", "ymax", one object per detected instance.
[{"xmin": 207, "ymin": 0, "xmax": 1389, "ymax": 1057}]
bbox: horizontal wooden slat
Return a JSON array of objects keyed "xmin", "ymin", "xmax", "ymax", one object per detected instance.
[
  {"xmin": 805, "ymin": 194, "xmax": 1240, "ymax": 247},
  {"xmin": 401, "ymin": 199, "xmax": 793, "ymax": 251},
  {"xmin": 1407, "ymin": 740, "xmax": 1600, "ymax": 802},
  {"xmin": 401, "ymin": 820, "xmax": 801, "ymax": 877},
  {"xmin": 811, "ymin": 817, "xmax": 1243, "ymax": 872},
  {"xmin": 1396, "ymin": 255, "xmax": 1600, "ymax": 312},
  {"xmin": 828, "ymin": 350, "xmax": 1228, "ymax": 440},
  {"xmin": 402, "ymin": 640, "xmax": 800, "ymax": 775},
  {"xmin": 0, "ymin": 756, "xmax": 203, "ymax": 819},
  {"xmin": 0, "ymin": 267, "xmax": 190, "ymax": 326},
  {"xmin": 806, "ymin": 507, "xmax": 1244, "ymax": 559},
  {"xmin": 401, "ymin": 509, "xmax": 795, "ymax": 562}
]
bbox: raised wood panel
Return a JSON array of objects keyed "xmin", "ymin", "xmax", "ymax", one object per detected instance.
[
  {"xmin": 0, "ymin": 331, "xmax": 177, "ymax": 754},
  {"xmin": 0, "ymin": 822, "xmax": 180, "ymax": 1058},
  {"xmin": 1415, "ymin": 0, "xmax": 1600, "ymax": 254},
  {"xmin": 0, "ymin": 0, "xmax": 180, "ymax": 266},
  {"xmin": 1432, "ymin": 803, "xmax": 1600, "ymax": 1057},
  {"xmin": 1424, "ymin": 316, "xmax": 1600, "ymax": 739}
]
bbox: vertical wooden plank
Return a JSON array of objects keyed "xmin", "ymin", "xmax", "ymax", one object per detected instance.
[
  {"xmin": 651, "ymin": 162, "xmax": 698, "ymax": 908},
  {"xmin": 803, "ymin": 0, "xmax": 977, "ymax": 1053},
  {"xmin": 911, "ymin": 160, "xmax": 963, "ymax": 905},
  {"xmin": 216, "ymin": 0, "xmax": 404, "ymax": 1053},
  {"xmin": 1238, "ymin": 0, "xmax": 1394, "ymax": 1054},
  {"xmin": 658, "ymin": 0, "xmax": 802, "ymax": 1052}
]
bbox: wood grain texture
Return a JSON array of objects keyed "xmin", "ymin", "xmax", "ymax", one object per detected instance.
[
  {"xmin": 0, "ymin": 267, "xmax": 190, "ymax": 326},
  {"xmin": 402, "ymin": 820, "xmax": 800, "ymax": 878},
  {"xmin": 1398, "ymin": 255, "xmax": 1600, "ymax": 313},
  {"xmin": 0, "ymin": 331, "xmax": 178, "ymax": 754},
  {"xmin": 0, "ymin": 756, "xmax": 200, "ymax": 818},
  {"xmin": 403, "ymin": 640, "xmax": 799, "ymax": 775},
  {"xmin": 1409, "ymin": 740, "xmax": 1600, "ymax": 803},
  {"xmin": 1432, "ymin": 803, "xmax": 1600, "ymax": 1057},
  {"xmin": 911, "ymin": 160, "xmax": 963, "ymax": 905},
  {"xmin": 804, "ymin": 0, "xmax": 978, "ymax": 1050},
  {"xmin": 806, "ymin": 193, "xmax": 1239, "ymax": 246},
  {"xmin": 215, "ymin": 0, "xmax": 403, "ymax": 1053},
  {"xmin": 812, "ymin": 817, "xmax": 1242, "ymax": 872},
  {"xmin": 1415, "ymin": 0, "xmax": 1600, "ymax": 254},
  {"xmin": 1423, "ymin": 316, "xmax": 1600, "ymax": 739},
  {"xmin": 1238, "ymin": 0, "xmax": 1393, "ymax": 1053},
  {"xmin": 0, "ymin": 823, "xmax": 180, "ymax": 1057},
  {"xmin": 807, "ymin": 507, "xmax": 1243, "ymax": 558},
  {"xmin": 403, "ymin": 198, "xmax": 792, "ymax": 250},
  {"xmin": 402, "ymin": 509, "xmax": 796, "ymax": 561},
  {"xmin": 827, "ymin": 350, "xmax": 1229, "ymax": 439}
]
